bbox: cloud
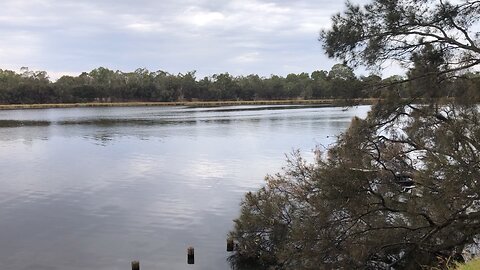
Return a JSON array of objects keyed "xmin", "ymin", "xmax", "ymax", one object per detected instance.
[
  {"xmin": 0, "ymin": 32, "xmax": 42, "ymax": 69},
  {"xmin": 180, "ymin": 7, "xmax": 226, "ymax": 27},
  {"xmin": 125, "ymin": 22, "xmax": 164, "ymax": 33},
  {"xmin": 0, "ymin": 0, "xmax": 380, "ymax": 80},
  {"xmin": 232, "ymin": 52, "xmax": 261, "ymax": 63}
]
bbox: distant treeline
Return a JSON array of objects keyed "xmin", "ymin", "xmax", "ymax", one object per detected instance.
[{"xmin": 0, "ymin": 64, "xmax": 479, "ymax": 104}]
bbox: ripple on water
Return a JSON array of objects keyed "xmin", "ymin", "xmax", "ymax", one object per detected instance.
[{"xmin": 0, "ymin": 105, "xmax": 371, "ymax": 270}]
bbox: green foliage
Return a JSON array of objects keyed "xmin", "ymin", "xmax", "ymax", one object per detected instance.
[
  {"xmin": 230, "ymin": 0, "xmax": 480, "ymax": 269},
  {"xmin": 230, "ymin": 97, "xmax": 480, "ymax": 270},
  {"xmin": 1, "ymin": 64, "xmax": 478, "ymax": 105},
  {"xmin": 320, "ymin": 0, "xmax": 480, "ymax": 74},
  {"xmin": 0, "ymin": 65, "xmax": 363, "ymax": 104}
]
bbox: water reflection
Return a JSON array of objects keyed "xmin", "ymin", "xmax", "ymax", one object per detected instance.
[
  {"xmin": 0, "ymin": 120, "xmax": 51, "ymax": 127},
  {"xmin": 0, "ymin": 105, "xmax": 369, "ymax": 270}
]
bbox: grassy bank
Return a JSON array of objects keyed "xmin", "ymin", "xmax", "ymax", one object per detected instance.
[
  {"xmin": 454, "ymin": 259, "xmax": 480, "ymax": 270},
  {"xmin": 0, "ymin": 99, "xmax": 378, "ymax": 110}
]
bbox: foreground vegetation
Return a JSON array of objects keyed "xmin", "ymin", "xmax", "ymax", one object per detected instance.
[{"xmin": 229, "ymin": 0, "xmax": 480, "ymax": 269}]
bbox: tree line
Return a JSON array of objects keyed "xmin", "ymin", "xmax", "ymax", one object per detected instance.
[{"xmin": 1, "ymin": 64, "xmax": 478, "ymax": 104}]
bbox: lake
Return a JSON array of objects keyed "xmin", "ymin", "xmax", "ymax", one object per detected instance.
[{"xmin": 0, "ymin": 105, "xmax": 369, "ymax": 270}]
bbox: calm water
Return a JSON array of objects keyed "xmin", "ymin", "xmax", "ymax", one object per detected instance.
[{"xmin": 0, "ymin": 105, "xmax": 369, "ymax": 270}]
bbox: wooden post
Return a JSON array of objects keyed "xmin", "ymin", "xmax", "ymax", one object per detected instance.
[
  {"xmin": 131, "ymin": 261, "xmax": 140, "ymax": 270},
  {"xmin": 187, "ymin": 246, "xmax": 195, "ymax": 264},
  {"xmin": 227, "ymin": 238, "xmax": 234, "ymax": 252}
]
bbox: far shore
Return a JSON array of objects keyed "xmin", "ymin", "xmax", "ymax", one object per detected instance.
[{"xmin": 0, "ymin": 99, "xmax": 378, "ymax": 110}]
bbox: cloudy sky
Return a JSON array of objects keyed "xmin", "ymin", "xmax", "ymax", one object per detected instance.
[{"xmin": 1, "ymin": 0, "xmax": 378, "ymax": 80}]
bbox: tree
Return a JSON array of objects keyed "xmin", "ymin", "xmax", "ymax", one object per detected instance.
[
  {"xmin": 320, "ymin": 0, "xmax": 480, "ymax": 75},
  {"xmin": 360, "ymin": 74, "xmax": 382, "ymax": 98},
  {"xmin": 229, "ymin": 0, "xmax": 480, "ymax": 269},
  {"xmin": 212, "ymin": 73, "xmax": 239, "ymax": 100},
  {"xmin": 178, "ymin": 71, "xmax": 197, "ymax": 101},
  {"xmin": 261, "ymin": 75, "xmax": 286, "ymax": 99},
  {"xmin": 285, "ymin": 73, "xmax": 312, "ymax": 99},
  {"xmin": 311, "ymin": 70, "xmax": 330, "ymax": 98},
  {"xmin": 327, "ymin": 64, "xmax": 361, "ymax": 98},
  {"xmin": 236, "ymin": 75, "xmax": 264, "ymax": 100}
]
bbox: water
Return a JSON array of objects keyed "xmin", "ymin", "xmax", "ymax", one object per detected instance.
[{"xmin": 0, "ymin": 105, "xmax": 369, "ymax": 270}]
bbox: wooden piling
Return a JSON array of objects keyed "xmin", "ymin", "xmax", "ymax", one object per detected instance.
[
  {"xmin": 227, "ymin": 238, "xmax": 234, "ymax": 252},
  {"xmin": 131, "ymin": 261, "xmax": 140, "ymax": 270},
  {"xmin": 187, "ymin": 246, "xmax": 195, "ymax": 264}
]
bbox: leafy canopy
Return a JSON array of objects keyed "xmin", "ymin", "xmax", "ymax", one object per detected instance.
[
  {"xmin": 320, "ymin": 0, "xmax": 480, "ymax": 74},
  {"xmin": 230, "ymin": 0, "xmax": 480, "ymax": 269}
]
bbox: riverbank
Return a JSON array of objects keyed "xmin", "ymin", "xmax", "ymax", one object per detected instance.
[
  {"xmin": 0, "ymin": 99, "xmax": 378, "ymax": 110},
  {"xmin": 455, "ymin": 258, "xmax": 480, "ymax": 270}
]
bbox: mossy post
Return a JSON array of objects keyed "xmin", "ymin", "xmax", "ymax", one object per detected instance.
[
  {"xmin": 187, "ymin": 246, "xmax": 194, "ymax": 264},
  {"xmin": 131, "ymin": 261, "xmax": 140, "ymax": 270}
]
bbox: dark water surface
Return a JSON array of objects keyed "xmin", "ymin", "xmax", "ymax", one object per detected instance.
[{"xmin": 0, "ymin": 105, "xmax": 369, "ymax": 270}]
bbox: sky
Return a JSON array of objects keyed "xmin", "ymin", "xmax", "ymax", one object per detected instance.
[{"xmin": 0, "ymin": 0, "xmax": 385, "ymax": 80}]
